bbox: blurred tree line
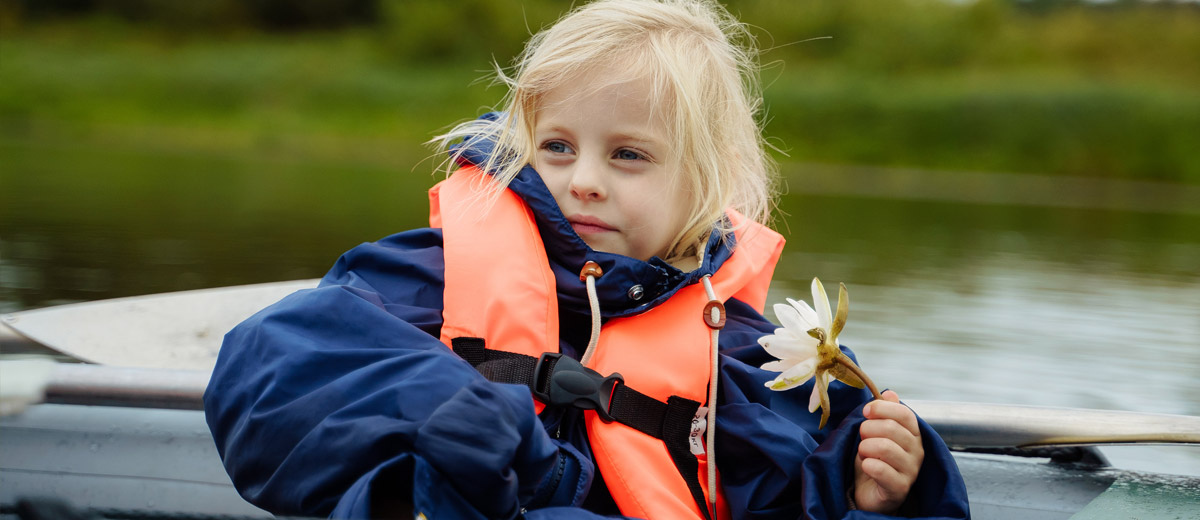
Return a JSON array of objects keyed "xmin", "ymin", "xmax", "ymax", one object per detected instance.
[
  {"xmin": 1, "ymin": 0, "xmax": 1198, "ymax": 181},
  {"xmin": 8, "ymin": 0, "xmax": 1198, "ymax": 75}
]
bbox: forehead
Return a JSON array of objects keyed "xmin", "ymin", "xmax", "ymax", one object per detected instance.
[{"xmin": 534, "ymin": 66, "xmax": 672, "ymax": 139}]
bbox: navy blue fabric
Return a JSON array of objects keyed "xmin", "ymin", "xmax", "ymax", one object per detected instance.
[{"xmin": 204, "ymin": 122, "xmax": 971, "ymax": 519}]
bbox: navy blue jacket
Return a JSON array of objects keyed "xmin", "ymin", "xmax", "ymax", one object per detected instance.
[{"xmin": 204, "ymin": 134, "xmax": 971, "ymax": 519}]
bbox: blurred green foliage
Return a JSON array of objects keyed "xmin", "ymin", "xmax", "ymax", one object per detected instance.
[
  {"xmin": 1, "ymin": 0, "xmax": 1198, "ymax": 181},
  {"xmin": 6, "ymin": 0, "xmax": 379, "ymax": 30}
]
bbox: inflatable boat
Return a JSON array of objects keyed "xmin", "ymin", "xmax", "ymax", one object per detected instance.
[{"xmin": 2, "ymin": 281, "xmax": 1197, "ymax": 519}]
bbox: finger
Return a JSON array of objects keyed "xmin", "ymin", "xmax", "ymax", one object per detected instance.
[
  {"xmin": 859, "ymin": 422, "xmax": 924, "ymax": 481},
  {"xmin": 858, "ymin": 455, "xmax": 913, "ymax": 503},
  {"xmin": 864, "ymin": 400, "xmax": 920, "ymax": 437},
  {"xmin": 858, "ymin": 436, "xmax": 923, "ymax": 479},
  {"xmin": 859, "ymin": 417, "xmax": 920, "ymax": 453},
  {"xmin": 880, "ymin": 389, "xmax": 900, "ymax": 403}
]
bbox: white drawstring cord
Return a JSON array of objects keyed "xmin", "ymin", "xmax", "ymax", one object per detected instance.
[
  {"xmin": 579, "ymin": 262, "xmax": 603, "ymax": 366},
  {"xmin": 579, "ymin": 261, "xmax": 721, "ymax": 518},
  {"xmin": 701, "ymin": 274, "xmax": 722, "ymax": 520}
]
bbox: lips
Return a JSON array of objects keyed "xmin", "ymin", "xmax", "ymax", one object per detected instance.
[{"xmin": 568, "ymin": 214, "xmax": 617, "ymax": 235}]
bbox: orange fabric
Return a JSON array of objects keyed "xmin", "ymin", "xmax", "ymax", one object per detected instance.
[
  {"xmin": 431, "ymin": 166, "xmax": 785, "ymax": 519},
  {"xmin": 431, "ymin": 167, "xmax": 557, "ymax": 415}
]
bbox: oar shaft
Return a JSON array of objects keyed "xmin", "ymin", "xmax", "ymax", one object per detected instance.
[
  {"xmin": 44, "ymin": 364, "xmax": 208, "ymax": 410},
  {"xmin": 908, "ymin": 399, "xmax": 1200, "ymax": 448},
  {"xmin": 15, "ymin": 363, "xmax": 1200, "ymax": 448}
]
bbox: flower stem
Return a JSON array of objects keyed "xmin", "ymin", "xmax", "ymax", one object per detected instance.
[{"xmin": 837, "ymin": 353, "xmax": 883, "ymax": 400}]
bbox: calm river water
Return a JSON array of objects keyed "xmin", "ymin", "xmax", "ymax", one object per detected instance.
[{"xmin": 2, "ymin": 144, "xmax": 1198, "ymax": 476}]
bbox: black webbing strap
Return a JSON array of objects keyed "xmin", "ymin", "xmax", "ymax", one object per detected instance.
[
  {"xmin": 450, "ymin": 337, "xmax": 713, "ymax": 519},
  {"xmin": 662, "ymin": 396, "xmax": 713, "ymax": 520},
  {"xmin": 452, "ymin": 337, "xmax": 543, "ymax": 389},
  {"xmin": 606, "ymin": 384, "xmax": 668, "ymax": 438}
]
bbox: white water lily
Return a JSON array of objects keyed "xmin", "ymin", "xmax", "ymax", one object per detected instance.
[
  {"xmin": 758, "ymin": 296, "xmax": 824, "ymax": 391},
  {"xmin": 759, "ymin": 278, "xmax": 881, "ymax": 428}
]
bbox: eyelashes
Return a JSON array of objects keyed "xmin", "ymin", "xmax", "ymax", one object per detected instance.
[
  {"xmin": 615, "ymin": 149, "xmax": 647, "ymax": 161},
  {"xmin": 538, "ymin": 140, "xmax": 650, "ymax": 162},
  {"xmin": 543, "ymin": 140, "xmax": 573, "ymax": 154}
]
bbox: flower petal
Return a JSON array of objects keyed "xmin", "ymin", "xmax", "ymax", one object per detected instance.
[
  {"xmin": 830, "ymin": 282, "xmax": 849, "ymax": 339},
  {"xmin": 773, "ymin": 302, "xmax": 811, "ymax": 337},
  {"xmin": 784, "ymin": 298, "xmax": 821, "ymax": 331},
  {"xmin": 759, "ymin": 359, "xmax": 797, "ymax": 373},
  {"xmin": 817, "ymin": 376, "xmax": 833, "ymax": 429},
  {"xmin": 829, "ymin": 360, "xmax": 865, "ymax": 389},
  {"xmin": 807, "ymin": 373, "xmax": 823, "ymax": 412},
  {"xmin": 779, "ymin": 357, "xmax": 817, "ymax": 382},
  {"xmin": 811, "ymin": 278, "xmax": 832, "ymax": 330},
  {"xmin": 759, "ymin": 332, "xmax": 819, "ymax": 361},
  {"xmin": 766, "ymin": 373, "xmax": 803, "ymax": 391},
  {"xmin": 764, "ymin": 358, "xmax": 818, "ymax": 391}
]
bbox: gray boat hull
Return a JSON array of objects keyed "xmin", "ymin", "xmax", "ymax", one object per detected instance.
[
  {"xmin": 5, "ymin": 403, "xmax": 1198, "ymax": 519},
  {"xmin": 1, "ymin": 404, "xmax": 270, "ymax": 518}
]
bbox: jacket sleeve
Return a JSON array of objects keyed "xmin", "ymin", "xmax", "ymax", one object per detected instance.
[
  {"xmin": 203, "ymin": 230, "xmax": 594, "ymax": 519},
  {"xmin": 714, "ymin": 298, "xmax": 971, "ymax": 520}
]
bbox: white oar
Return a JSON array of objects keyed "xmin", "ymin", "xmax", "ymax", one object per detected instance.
[
  {"xmin": 0, "ymin": 360, "xmax": 208, "ymax": 416},
  {"xmin": 4, "ymin": 358, "xmax": 1199, "ymax": 451},
  {"xmin": 0, "ymin": 358, "xmax": 57, "ymax": 416},
  {"xmin": 1, "ymin": 279, "xmax": 318, "ymax": 371},
  {"xmin": 906, "ymin": 400, "xmax": 1200, "ymax": 449}
]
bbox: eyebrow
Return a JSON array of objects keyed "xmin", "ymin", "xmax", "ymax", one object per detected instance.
[
  {"xmin": 613, "ymin": 131, "xmax": 660, "ymax": 145},
  {"xmin": 536, "ymin": 125, "xmax": 575, "ymax": 138},
  {"xmin": 535, "ymin": 126, "xmax": 660, "ymax": 145}
]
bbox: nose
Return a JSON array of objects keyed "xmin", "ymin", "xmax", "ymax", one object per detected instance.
[{"xmin": 568, "ymin": 156, "xmax": 606, "ymax": 201}]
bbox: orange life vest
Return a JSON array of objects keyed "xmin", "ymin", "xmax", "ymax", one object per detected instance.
[{"xmin": 430, "ymin": 166, "xmax": 784, "ymax": 519}]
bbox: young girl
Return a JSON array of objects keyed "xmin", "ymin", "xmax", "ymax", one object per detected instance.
[{"xmin": 204, "ymin": 1, "xmax": 970, "ymax": 518}]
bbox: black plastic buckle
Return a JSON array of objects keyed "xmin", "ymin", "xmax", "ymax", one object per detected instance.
[{"xmin": 533, "ymin": 352, "xmax": 624, "ymax": 422}]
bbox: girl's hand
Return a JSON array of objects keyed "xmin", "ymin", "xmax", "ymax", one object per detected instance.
[{"xmin": 853, "ymin": 390, "xmax": 924, "ymax": 514}]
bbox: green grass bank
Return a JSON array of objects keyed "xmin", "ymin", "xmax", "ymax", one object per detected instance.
[{"xmin": 1, "ymin": 0, "xmax": 1198, "ymax": 182}]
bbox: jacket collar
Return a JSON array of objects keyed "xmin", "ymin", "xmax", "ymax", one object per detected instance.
[{"xmin": 451, "ymin": 114, "xmax": 736, "ymax": 318}]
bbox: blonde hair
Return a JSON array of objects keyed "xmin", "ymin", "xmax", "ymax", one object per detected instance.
[{"xmin": 433, "ymin": 0, "xmax": 777, "ymax": 265}]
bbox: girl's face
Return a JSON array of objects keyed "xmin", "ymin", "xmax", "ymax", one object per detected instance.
[{"xmin": 532, "ymin": 68, "xmax": 691, "ymax": 264}]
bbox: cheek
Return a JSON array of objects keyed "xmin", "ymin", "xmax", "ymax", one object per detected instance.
[
  {"xmin": 655, "ymin": 184, "xmax": 690, "ymax": 229},
  {"xmin": 534, "ymin": 165, "xmax": 569, "ymax": 197},
  {"xmin": 639, "ymin": 186, "xmax": 689, "ymax": 240}
]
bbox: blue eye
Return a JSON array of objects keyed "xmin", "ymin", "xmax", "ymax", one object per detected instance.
[
  {"xmin": 615, "ymin": 149, "xmax": 644, "ymax": 161},
  {"xmin": 544, "ymin": 141, "xmax": 572, "ymax": 154}
]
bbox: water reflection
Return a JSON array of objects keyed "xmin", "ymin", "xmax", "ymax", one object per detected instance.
[
  {"xmin": 775, "ymin": 254, "xmax": 1200, "ymax": 415},
  {"xmin": 765, "ymin": 184, "xmax": 1200, "ymax": 476}
]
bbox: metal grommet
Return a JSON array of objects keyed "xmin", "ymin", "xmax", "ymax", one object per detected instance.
[
  {"xmin": 702, "ymin": 300, "xmax": 725, "ymax": 329},
  {"xmin": 627, "ymin": 284, "xmax": 644, "ymax": 301}
]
